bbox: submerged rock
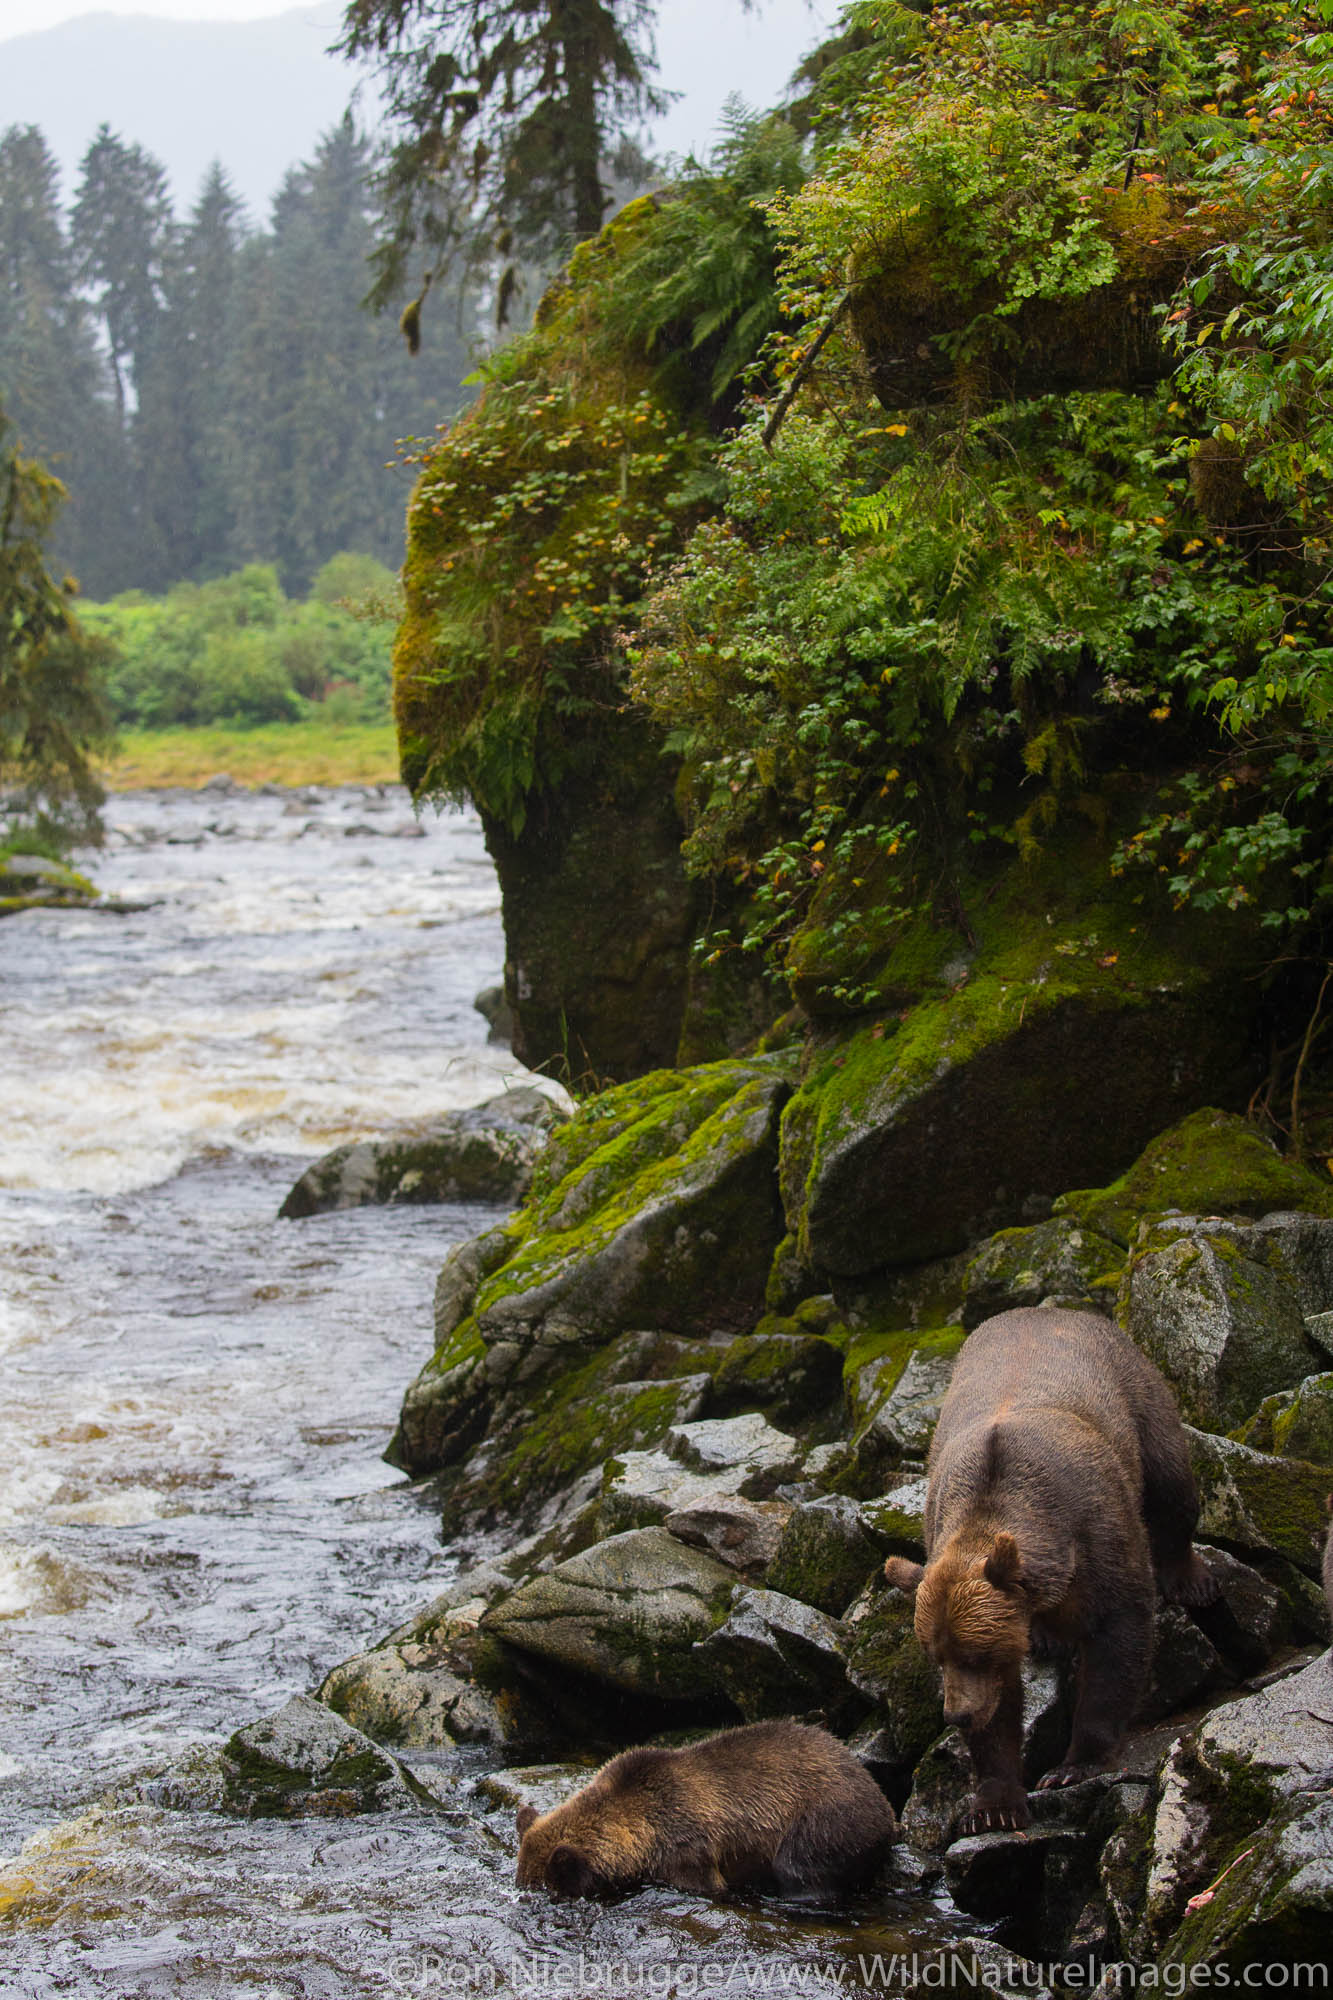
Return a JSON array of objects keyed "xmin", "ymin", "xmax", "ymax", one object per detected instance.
[{"xmin": 279, "ymin": 1087, "xmax": 565, "ymax": 1217}]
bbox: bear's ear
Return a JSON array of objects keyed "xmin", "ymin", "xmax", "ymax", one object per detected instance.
[
  {"xmin": 547, "ymin": 1843, "xmax": 597, "ymax": 1898},
  {"xmin": 983, "ymin": 1531, "xmax": 1024, "ymax": 1593},
  {"xmin": 884, "ymin": 1556, "xmax": 926, "ymax": 1595},
  {"xmin": 516, "ymin": 1804, "xmax": 538, "ymax": 1836}
]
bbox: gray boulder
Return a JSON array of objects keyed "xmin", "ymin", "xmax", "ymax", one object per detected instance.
[
  {"xmin": 663, "ymin": 1412, "xmax": 803, "ymax": 1496},
  {"xmin": 220, "ymin": 1695, "xmax": 417, "ymax": 1815},
  {"xmin": 1125, "ymin": 1226, "xmax": 1320, "ymax": 1429},
  {"xmin": 1144, "ymin": 1655, "xmax": 1333, "ymax": 1961},
  {"xmin": 693, "ymin": 1587, "xmax": 854, "ymax": 1719},
  {"xmin": 480, "ymin": 1528, "xmax": 735, "ymax": 1699},
  {"xmin": 279, "ymin": 1087, "xmax": 565, "ymax": 1216},
  {"xmin": 1186, "ymin": 1426, "xmax": 1333, "ymax": 1579}
]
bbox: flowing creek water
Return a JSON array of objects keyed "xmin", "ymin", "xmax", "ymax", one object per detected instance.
[{"xmin": 0, "ymin": 785, "xmax": 966, "ymax": 1998}]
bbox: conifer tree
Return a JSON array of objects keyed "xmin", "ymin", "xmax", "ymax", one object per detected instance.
[{"xmin": 337, "ymin": 0, "xmax": 665, "ymax": 317}]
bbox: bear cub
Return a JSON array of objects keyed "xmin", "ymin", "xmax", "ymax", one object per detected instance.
[
  {"xmin": 514, "ymin": 1719, "xmax": 897, "ymax": 1899},
  {"xmin": 885, "ymin": 1306, "xmax": 1216, "ymax": 1837}
]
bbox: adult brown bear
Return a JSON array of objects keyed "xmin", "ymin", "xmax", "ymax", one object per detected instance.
[
  {"xmin": 514, "ymin": 1720, "xmax": 897, "ymax": 1898},
  {"xmin": 885, "ymin": 1306, "xmax": 1215, "ymax": 1835}
]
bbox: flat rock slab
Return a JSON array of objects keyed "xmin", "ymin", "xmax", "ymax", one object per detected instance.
[
  {"xmin": 480, "ymin": 1528, "xmax": 735, "ymax": 1699},
  {"xmin": 694, "ymin": 1586, "xmax": 852, "ymax": 1718},
  {"xmin": 663, "ymin": 1495, "xmax": 791, "ymax": 1575},
  {"xmin": 664, "ymin": 1412, "xmax": 802, "ymax": 1495},
  {"xmin": 280, "ymin": 1087, "xmax": 565, "ymax": 1216}
]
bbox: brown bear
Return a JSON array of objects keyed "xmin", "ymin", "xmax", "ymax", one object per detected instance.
[
  {"xmin": 513, "ymin": 1719, "xmax": 897, "ymax": 1898},
  {"xmin": 884, "ymin": 1306, "xmax": 1215, "ymax": 1837}
]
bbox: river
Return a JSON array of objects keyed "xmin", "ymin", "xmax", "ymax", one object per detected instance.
[{"xmin": 0, "ymin": 784, "xmax": 963, "ymax": 1998}]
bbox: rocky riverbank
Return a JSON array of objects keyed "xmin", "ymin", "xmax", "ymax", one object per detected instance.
[{"xmin": 193, "ymin": 1073, "xmax": 1333, "ymax": 1980}]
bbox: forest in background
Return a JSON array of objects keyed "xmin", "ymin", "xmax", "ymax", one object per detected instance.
[{"xmin": 0, "ymin": 115, "xmax": 470, "ymax": 602}]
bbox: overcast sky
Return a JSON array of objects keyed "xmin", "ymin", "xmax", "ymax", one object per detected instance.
[{"xmin": 0, "ymin": 1, "xmax": 836, "ymax": 207}]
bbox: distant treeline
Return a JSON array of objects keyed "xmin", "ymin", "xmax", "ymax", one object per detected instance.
[
  {"xmin": 0, "ymin": 116, "xmax": 472, "ymax": 599},
  {"xmin": 82, "ymin": 553, "xmax": 400, "ymax": 729}
]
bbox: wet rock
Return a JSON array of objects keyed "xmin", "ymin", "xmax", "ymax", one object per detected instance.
[
  {"xmin": 662, "ymin": 1495, "xmax": 791, "ymax": 1576},
  {"xmin": 663, "ymin": 1412, "xmax": 803, "ymax": 1497},
  {"xmin": 944, "ymin": 1826, "xmax": 1083, "ymax": 1922},
  {"xmin": 316, "ymin": 1573, "xmax": 527, "ymax": 1750},
  {"xmin": 279, "ymin": 1088, "xmax": 565, "ymax": 1217},
  {"xmin": 1125, "ymin": 1228, "xmax": 1319, "ymax": 1430},
  {"xmin": 962, "ymin": 1218, "xmax": 1124, "ymax": 1329},
  {"xmin": 220, "ymin": 1696, "xmax": 417, "ymax": 1816},
  {"xmin": 1054, "ymin": 1109, "xmax": 1333, "ymax": 1248},
  {"xmin": 1186, "ymin": 1426, "xmax": 1333, "ymax": 1577},
  {"xmin": 1234, "ymin": 1211, "xmax": 1333, "ymax": 1316},
  {"xmin": 899, "ymin": 1731, "xmax": 976, "ymax": 1852},
  {"xmin": 693, "ymin": 1587, "xmax": 854, "ymax": 1720},
  {"xmin": 596, "ymin": 1445, "xmax": 732, "ymax": 1537},
  {"xmin": 765, "ymin": 1495, "xmax": 885, "ymax": 1615},
  {"xmin": 480, "ymin": 1528, "xmax": 735, "ymax": 1700},
  {"xmin": 473, "ymin": 982, "xmax": 514, "ymax": 1046},
  {"xmin": 1142, "ymin": 1606, "xmax": 1229, "ymax": 1722},
  {"xmin": 950, "ymin": 1940, "xmax": 1055, "ymax": 2000},
  {"xmin": 1187, "ymin": 1546, "xmax": 1284, "ymax": 1675},
  {"xmin": 1241, "ymin": 1371, "xmax": 1333, "ymax": 1462},
  {"xmin": 1144, "ymin": 1655, "xmax": 1333, "ymax": 1956}
]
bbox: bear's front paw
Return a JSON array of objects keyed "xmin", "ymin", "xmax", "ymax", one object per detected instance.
[{"xmin": 956, "ymin": 1798, "xmax": 1031, "ymax": 1837}]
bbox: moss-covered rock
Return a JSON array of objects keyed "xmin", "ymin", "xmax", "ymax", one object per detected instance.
[
  {"xmin": 962, "ymin": 1218, "xmax": 1124, "ymax": 1329},
  {"xmin": 706, "ymin": 1327, "xmax": 844, "ymax": 1428},
  {"xmin": 1054, "ymin": 1109, "xmax": 1333, "ymax": 1248},
  {"xmin": 0, "ymin": 851, "xmax": 99, "ymax": 914},
  {"xmin": 479, "ymin": 1528, "xmax": 736, "ymax": 1700},
  {"xmin": 780, "ymin": 890, "xmax": 1250, "ymax": 1274},
  {"xmin": 1124, "ymin": 1226, "xmax": 1322, "ymax": 1431},
  {"xmin": 278, "ymin": 1088, "xmax": 565, "ymax": 1217},
  {"xmin": 471, "ymin": 1055, "xmax": 793, "ymax": 1354},
  {"xmin": 765, "ymin": 1495, "xmax": 885, "ymax": 1616},
  {"xmin": 391, "ymin": 1057, "xmax": 794, "ymax": 1479},
  {"xmin": 220, "ymin": 1696, "xmax": 418, "ymax": 1817},
  {"xmin": 1186, "ymin": 1425, "xmax": 1333, "ymax": 1580},
  {"xmin": 842, "ymin": 1589, "xmax": 944, "ymax": 1793},
  {"xmin": 1239, "ymin": 1372, "xmax": 1333, "ymax": 1462},
  {"xmin": 843, "ymin": 1323, "xmax": 966, "ymax": 1478}
]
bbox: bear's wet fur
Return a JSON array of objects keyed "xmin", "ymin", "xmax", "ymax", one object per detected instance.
[
  {"xmin": 513, "ymin": 1719, "xmax": 897, "ymax": 1899},
  {"xmin": 884, "ymin": 1306, "xmax": 1216, "ymax": 1838}
]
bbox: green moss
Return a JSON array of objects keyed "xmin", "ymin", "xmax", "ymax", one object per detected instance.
[
  {"xmin": 1055, "ymin": 1108, "xmax": 1333, "ymax": 1247},
  {"xmin": 472, "ymin": 1055, "xmax": 791, "ymax": 1322},
  {"xmin": 420, "ymin": 1314, "xmax": 485, "ymax": 1382},
  {"xmin": 1238, "ymin": 1374, "xmax": 1333, "ymax": 1462}
]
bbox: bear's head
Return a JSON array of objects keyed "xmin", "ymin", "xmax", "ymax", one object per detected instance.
[
  {"xmin": 885, "ymin": 1532, "xmax": 1032, "ymax": 1733},
  {"xmin": 515, "ymin": 1801, "xmax": 611, "ymax": 1897}
]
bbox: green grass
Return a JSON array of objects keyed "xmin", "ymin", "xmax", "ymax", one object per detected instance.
[{"xmin": 100, "ymin": 722, "xmax": 402, "ymax": 791}]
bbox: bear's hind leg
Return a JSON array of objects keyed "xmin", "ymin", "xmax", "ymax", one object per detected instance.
[
  {"xmin": 1141, "ymin": 1415, "xmax": 1218, "ymax": 1608},
  {"xmin": 1038, "ymin": 1600, "xmax": 1150, "ymax": 1790}
]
